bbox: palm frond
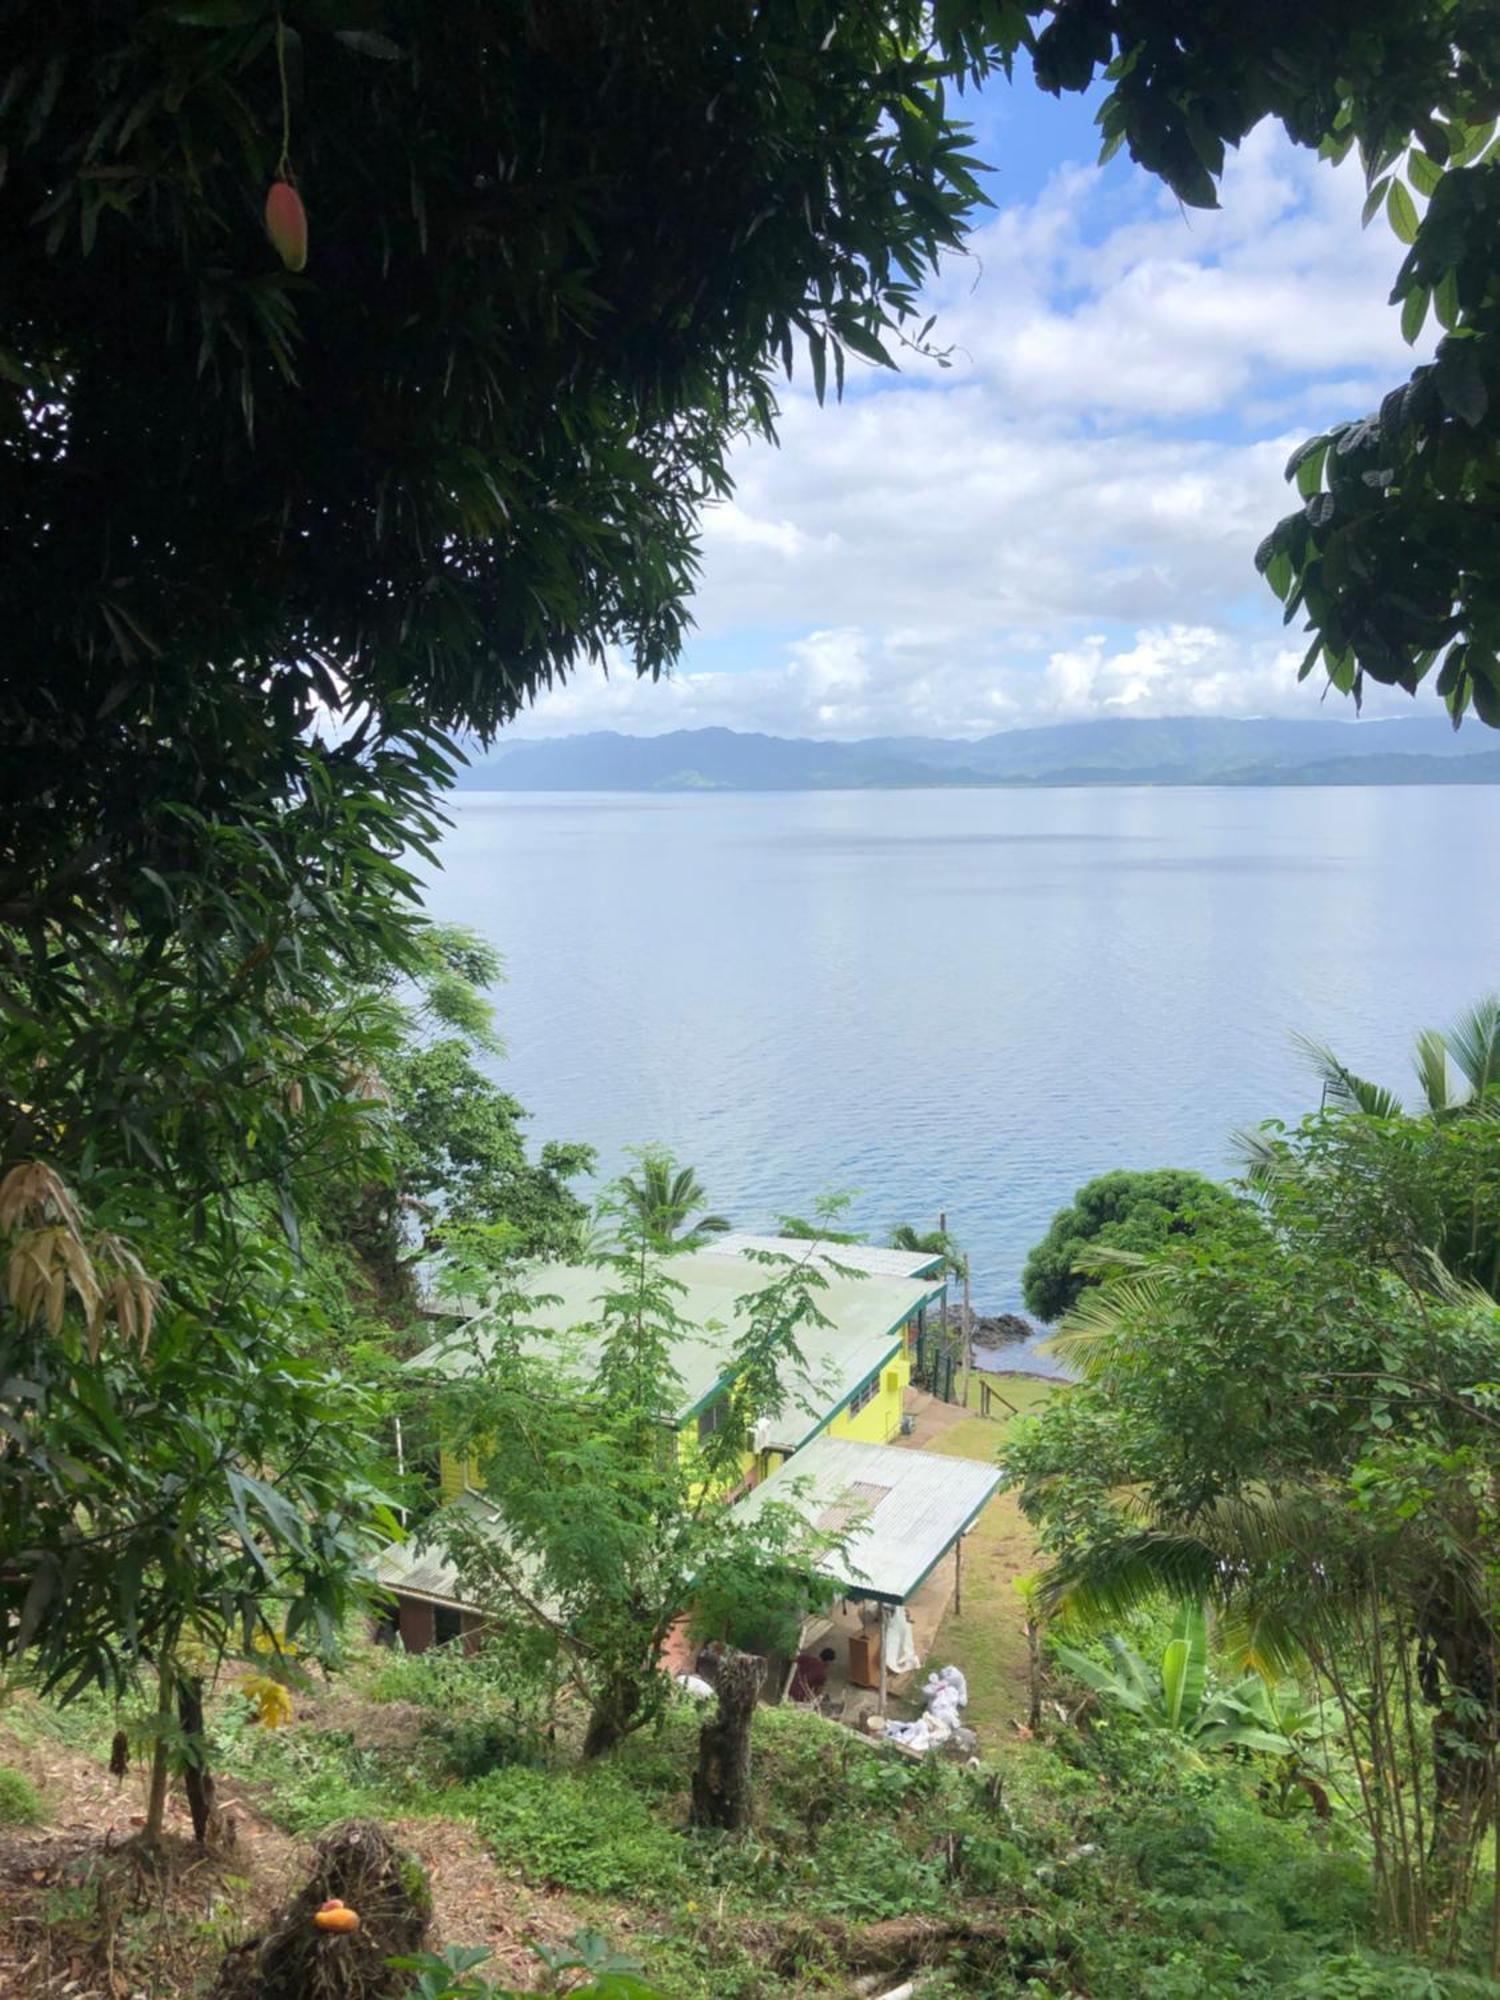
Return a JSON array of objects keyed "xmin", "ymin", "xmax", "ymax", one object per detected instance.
[
  {"xmin": 1413, "ymin": 1027, "xmax": 1458, "ymax": 1116},
  {"xmin": 1292, "ymin": 1033, "xmax": 1404, "ymax": 1118},
  {"xmin": 1443, "ymin": 993, "xmax": 1500, "ymax": 1105},
  {"xmin": 1234, "ymin": 1123, "xmax": 1293, "ymax": 1189},
  {"xmin": 1041, "ymin": 1530, "xmax": 1225, "ymax": 1625},
  {"xmin": 1046, "ymin": 1257, "xmax": 1168, "ymax": 1378}
]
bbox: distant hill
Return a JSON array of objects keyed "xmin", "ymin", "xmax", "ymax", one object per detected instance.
[{"xmin": 455, "ymin": 717, "xmax": 1497, "ymax": 791}]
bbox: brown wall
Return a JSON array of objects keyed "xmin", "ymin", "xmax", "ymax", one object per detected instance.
[{"xmin": 396, "ymin": 1596, "xmax": 435, "ymax": 1654}]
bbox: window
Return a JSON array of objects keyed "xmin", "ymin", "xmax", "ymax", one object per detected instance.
[
  {"xmin": 697, "ymin": 1395, "xmax": 729, "ymax": 1442},
  {"xmin": 434, "ymin": 1604, "xmax": 464, "ymax": 1647},
  {"xmin": 848, "ymin": 1370, "xmax": 879, "ymax": 1417}
]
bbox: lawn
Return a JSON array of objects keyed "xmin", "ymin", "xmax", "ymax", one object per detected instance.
[{"xmin": 921, "ymin": 1374, "xmax": 1060, "ymax": 1740}]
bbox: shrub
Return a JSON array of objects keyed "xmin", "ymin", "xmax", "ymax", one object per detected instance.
[
  {"xmin": 462, "ymin": 1765, "xmax": 687, "ymax": 1900},
  {"xmin": 0, "ymin": 1766, "xmax": 43, "ymax": 1825}
]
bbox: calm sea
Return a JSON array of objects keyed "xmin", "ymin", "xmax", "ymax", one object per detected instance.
[{"xmin": 418, "ymin": 786, "xmax": 1500, "ymax": 1371}]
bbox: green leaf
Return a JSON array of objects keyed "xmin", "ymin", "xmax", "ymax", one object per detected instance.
[
  {"xmin": 837, "ymin": 320, "xmax": 896, "ymax": 369},
  {"xmin": 1162, "ymin": 1602, "xmax": 1207, "ymax": 1726},
  {"xmin": 1433, "ymin": 266, "xmax": 1461, "ymax": 332},
  {"xmin": 1436, "ymin": 341, "xmax": 1487, "ymax": 426},
  {"xmin": 1400, "ymin": 284, "xmax": 1430, "ymax": 344},
  {"xmin": 1386, "ymin": 179, "xmax": 1419, "ymax": 246},
  {"xmin": 1361, "ymin": 177, "xmax": 1391, "ymax": 226},
  {"xmin": 1406, "ymin": 150, "xmax": 1444, "ymax": 198}
]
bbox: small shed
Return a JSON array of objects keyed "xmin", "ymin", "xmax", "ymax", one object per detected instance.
[{"xmin": 730, "ymin": 1434, "xmax": 1000, "ymax": 1708}]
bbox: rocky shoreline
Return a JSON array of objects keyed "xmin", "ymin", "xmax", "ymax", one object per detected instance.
[{"xmin": 963, "ymin": 1309, "xmax": 1041, "ymax": 1350}]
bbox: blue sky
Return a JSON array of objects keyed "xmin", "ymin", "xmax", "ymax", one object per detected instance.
[{"xmin": 515, "ymin": 63, "xmax": 1440, "ymax": 741}]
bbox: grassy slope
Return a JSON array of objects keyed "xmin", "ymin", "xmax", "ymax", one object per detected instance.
[{"xmin": 922, "ymin": 1376, "xmax": 1058, "ymax": 1738}]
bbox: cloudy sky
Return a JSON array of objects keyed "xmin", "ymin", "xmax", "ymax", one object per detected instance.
[{"xmin": 515, "ymin": 69, "xmax": 1437, "ymax": 742}]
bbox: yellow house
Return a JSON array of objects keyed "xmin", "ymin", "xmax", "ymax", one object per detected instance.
[{"xmin": 379, "ymin": 1240, "xmax": 947, "ymax": 1651}]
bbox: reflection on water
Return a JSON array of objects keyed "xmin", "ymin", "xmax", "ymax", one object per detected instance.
[{"xmin": 419, "ymin": 785, "xmax": 1499, "ymax": 1372}]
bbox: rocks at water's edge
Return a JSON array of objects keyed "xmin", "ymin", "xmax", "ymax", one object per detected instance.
[{"xmin": 965, "ymin": 1310, "xmax": 1039, "ymax": 1350}]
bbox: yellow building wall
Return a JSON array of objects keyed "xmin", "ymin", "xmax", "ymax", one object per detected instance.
[
  {"xmin": 438, "ymin": 1448, "xmax": 481, "ymax": 1501},
  {"xmin": 438, "ymin": 1323, "xmax": 917, "ymax": 1498},
  {"xmin": 825, "ymin": 1342, "xmax": 908, "ymax": 1446}
]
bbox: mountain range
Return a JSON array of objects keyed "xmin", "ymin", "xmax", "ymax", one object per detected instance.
[{"xmin": 453, "ymin": 716, "xmax": 1500, "ymax": 791}]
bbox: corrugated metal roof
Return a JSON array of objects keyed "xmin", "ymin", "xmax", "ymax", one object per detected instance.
[
  {"xmin": 374, "ymin": 1488, "xmax": 562, "ymax": 1619},
  {"xmin": 410, "ymin": 1250, "xmax": 932, "ymax": 1448},
  {"xmin": 372, "ymin": 1488, "xmax": 500, "ymax": 1610},
  {"xmin": 708, "ymin": 1234, "xmax": 948, "ymax": 1283},
  {"xmin": 732, "ymin": 1436, "xmax": 1001, "ymax": 1604}
]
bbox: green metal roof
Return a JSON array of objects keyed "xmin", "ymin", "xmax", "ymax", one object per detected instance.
[
  {"xmin": 411, "ymin": 1249, "xmax": 932, "ymax": 1441},
  {"xmin": 708, "ymin": 1234, "xmax": 948, "ymax": 1283},
  {"xmin": 732, "ymin": 1435, "xmax": 1002, "ymax": 1605}
]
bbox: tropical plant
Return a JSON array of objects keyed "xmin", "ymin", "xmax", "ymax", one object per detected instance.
[
  {"xmin": 1241, "ymin": 999, "xmax": 1500, "ymax": 1300},
  {"xmin": 616, "ymin": 1149, "xmax": 730, "ymax": 1251},
  {"xmin": 1021, "ymin": 1169, "xmax": 1236, "ymax": 1322},
  {"xmin": 1007, "ymin": 1110, "xmax": 1500, "ymax": 1962},
  {"xmin": 890, "ymin": 1223, "xmax": 970, "ymax": 1281},
  {"xmin": 325, "ymin": 924, "xmax": 594, "ymax": 1308},
  {"xmin": 393, "ymin": 1939, "xmax": 657, "ymax": 2000},
  {"xmin": 422, "ymin": 1195, "xmax": 844, "ymax": 1759},
  {"xmin": 1053, "ymin": 1605, "xmax": 1334, "ymax": 1768},
  {"xmin": 1283, "ymin": 994, "xmax": 1500, "ymax": 1125}
]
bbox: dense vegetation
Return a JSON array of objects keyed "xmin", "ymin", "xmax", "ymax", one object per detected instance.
[
  {"xmin": 1010, "ymin": 998, "xmax": 1500, "ymax": 1978},
  {"xmin": 5, "ymin": 2, "xmax": 1500, "ymax": 1993},
  {"xmin": 1020, "ymin": 1169, "xmax": 1236, "ymax": 1323}
]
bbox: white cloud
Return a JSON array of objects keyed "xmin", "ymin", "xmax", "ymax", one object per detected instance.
[{"xmin": 507, "ymin": 122, "xmax": 1434, "ymax": 741}]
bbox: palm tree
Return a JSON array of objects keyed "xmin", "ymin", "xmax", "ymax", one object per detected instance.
[
  {"xmin": 1298, "ymin": 993, "xmax": 1500, "ymax": 1122},
  {"xmin": 889, "ymin": 1222, "xmax": 968, "ymax": 1281},
  {"xmin": 616, "ymin": 1149, "xmax": 730, "ymax": 1252},
  {"xmin": 1240, "ymin": 994, "xmax": 1500, "ymax": 1182}
]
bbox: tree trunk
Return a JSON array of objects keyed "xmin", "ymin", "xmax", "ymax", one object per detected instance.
[
  {"xmin": 1025, "ymin": 1617, "xmax": 1043, "ymax": 1734},
  {"xmin": 582, "ymin": 1673, "xmax": 645, "ymax": 1759},
  {"xmin": 1422, "ymin": 1606, "xmax": 1497, "ymax": 1907},
  {"xmin": 142, "ymin": 1650, "xmax": 174, "ymax": 1845},
  {"xmin": 691, "ymin": 1650, "xmax": 763, "ymax": 1831},
  {"xmin": 176, "ymin": 1673, "xmax": 223, "ymax": 1845}
]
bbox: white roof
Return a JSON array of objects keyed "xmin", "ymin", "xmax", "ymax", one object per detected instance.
[
  {"xmin": 708, "ymin": 1234, "xmax": 948, "ymax": 1284},
  {"xmin": 411, "ymin": 1250, "xmax": 931, "ymax": 1450},
  {"xmin": 732, "ymin": 1436, "xmax": 1001, "ymax": 1604}
]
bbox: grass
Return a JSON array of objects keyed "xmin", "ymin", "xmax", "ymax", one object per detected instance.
[
  {"xmin": 921, "ymin": 1373, "xmax": 1059, "ymax": 1737},
  {"xmin": 0, "ymin": 1766, "xmax": 43, "ymax": 1826}
]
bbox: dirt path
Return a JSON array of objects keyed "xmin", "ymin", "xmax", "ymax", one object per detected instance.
[
  {"xmin": 898, "ymin": 1379, "xmax": 1058, "ymax": 1741},
  {"xmin": 0, "ymin": 1709, "xmax": 583, "ymax": 1997}
]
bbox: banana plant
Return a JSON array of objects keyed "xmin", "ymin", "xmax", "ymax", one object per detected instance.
[{"xmin": 1053, "ymin": 1604, "xmax": 1333, "ymax": 1770}]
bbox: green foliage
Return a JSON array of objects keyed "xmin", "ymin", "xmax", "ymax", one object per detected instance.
[
  {"xmin": 464, "ymin": 1764, "xmax": 688, "ymax": 1899},
  {"xmin": 890, "ymin": 1222, "xmax": 969, "ymax": 1280},
  {"xmin": 1021, "ymin": 1168, "xmax": 1236, "ymax": 1322},
  {"xmin": 1053, "ymin": 1608, "xmax": 1336, "ymax": 1772},
  {"xmin": 366, "ymin": 1637, "xmax": 559, "ymax": 1778},
  {"xmin": 322, "ymin": 924, "xmax": 594, "ymax": 1312},
  {"xmin": 616, "ymin": 1149, "xmax": 730, "ymax": 1251},
  {"xmin": 393, "ymin": 1940, "xmax": 658, "ymax": 2000},
  {"xmin": 430, "ymin": 1186, "xmax": 844, "ymax": 1757},
  {"xmin": 1009, "ymin": 1105, "xmax": 1500, "ymax": 1955},
  {"xmin": 2, "ymin": 0, "xmax": 1007, "ymax": 984},
  {"xmin": 0, "ymin": 1765, "xmax": 43, "ymax": 1826}
]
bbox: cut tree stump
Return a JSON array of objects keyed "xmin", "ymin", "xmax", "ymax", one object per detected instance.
[{"xmin": 690, "ymin": 1649, "xmax": 764, "ymax": 1831}]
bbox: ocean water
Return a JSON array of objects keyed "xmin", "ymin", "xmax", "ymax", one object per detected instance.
[{"xmin": 417, "ymin": 786, "xmax": 1500, "ymax": 1371}]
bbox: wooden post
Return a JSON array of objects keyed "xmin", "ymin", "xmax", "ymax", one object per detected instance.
[
  {"xmin": 960, "ymin": 1256, "xmax": 973, "ymax": 1410},
  {"xmin": 877, "ymin": 1605, "xmax": 889, "ymax": 1715},
  {"xmin": 938, "ymin": 1212, "xmax": 948, "ymax": 1355},
  {"xmin": 954, "ymin": 1534, "xmax": 963, "ymax": 1618}
]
